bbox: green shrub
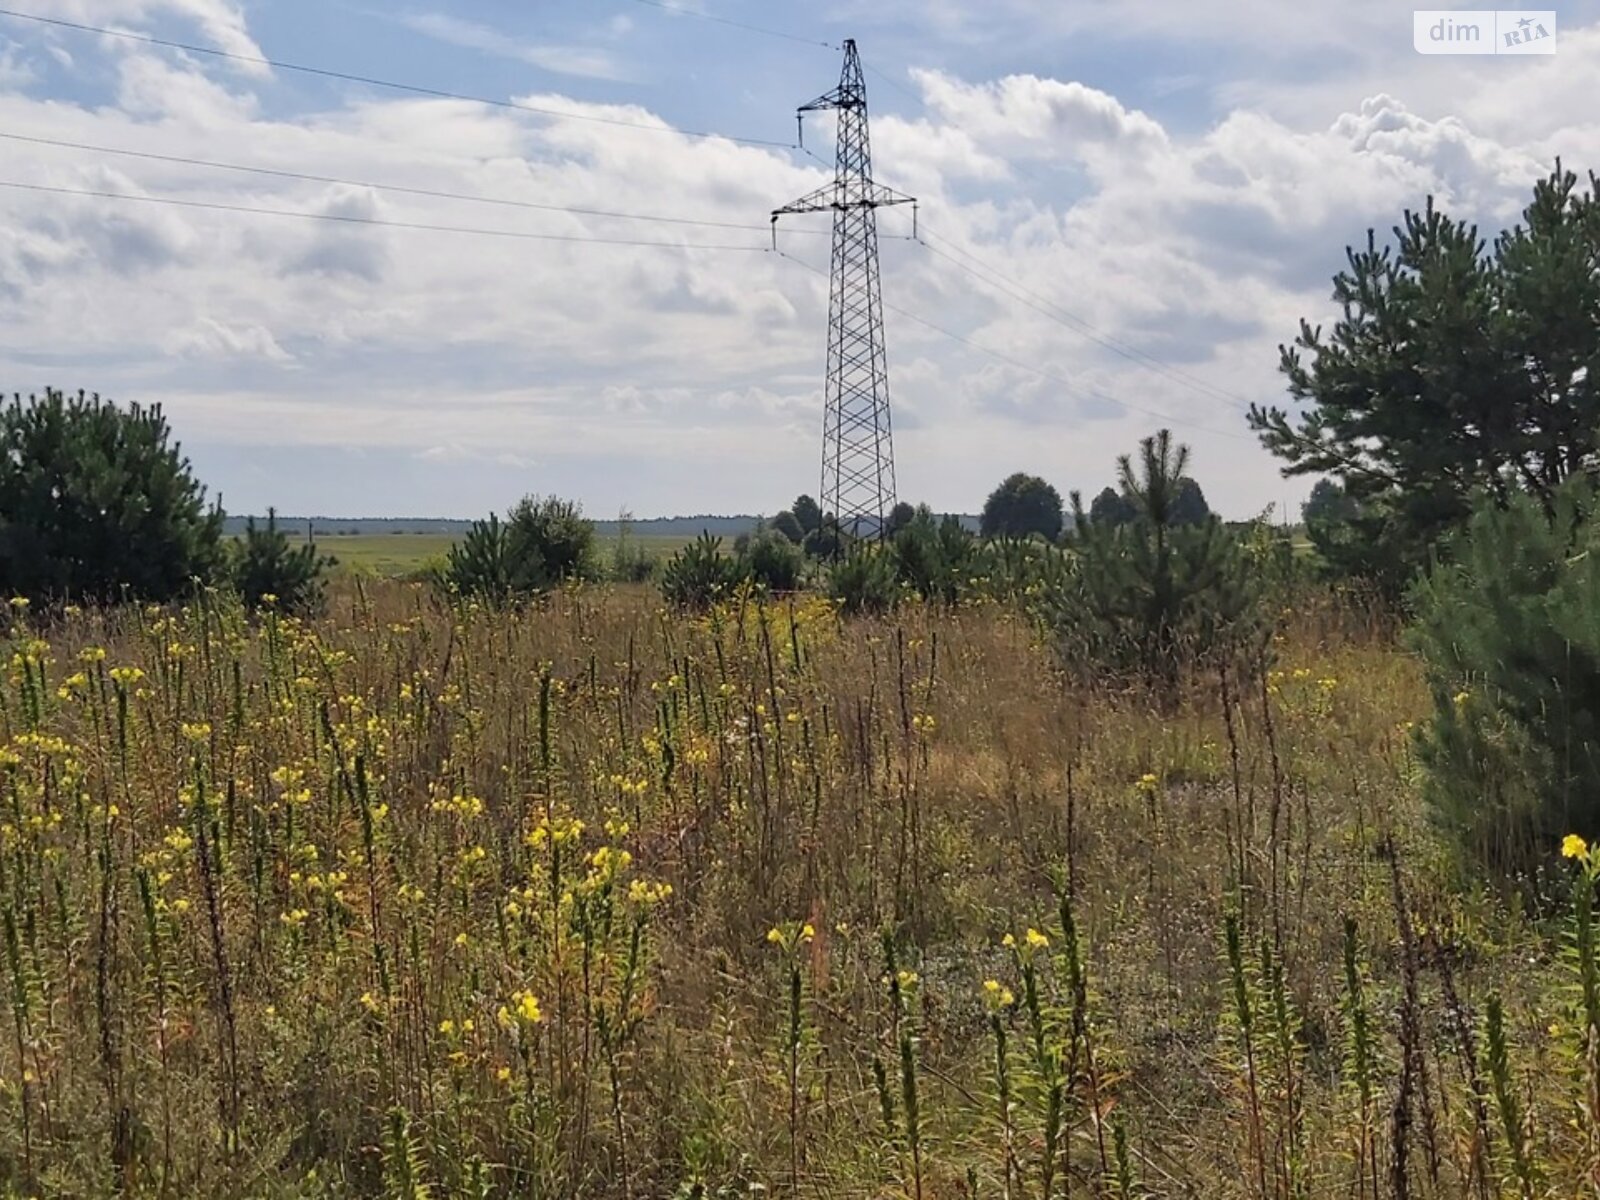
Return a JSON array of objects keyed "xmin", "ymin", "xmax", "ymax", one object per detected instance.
[
  {"xmin": 827, "ymin": 546, "xmax": 897, "ymax": 616},
  {"xmin": 508, "ymin": 495, "xmax": 595, "ymax": 582},
  {"xmin": 969, "ymin": 535, "xmax": 1073, "ymax": 609},
  {"xmin": 609, "ymin": 514, "xmax": 656, "ymax": 583},
  {"xmin": 0, "ymin": 388, "xmax": 223, "ymax": 604},
  {"xmin": 741, "ymin": 533, "xmax": 806, "ymax": 594},
  {"xmin": 441, "ymin": 514, "xmax": 541, "ymax": 604},
  {"xmin": 1055, "ymin": 431, "xmax": 1261, "ymax": 704},
  {"xmin": 769, "ymin": 511, "xmax": 805, "ymax": 545},
  {"xmin": 229, "ymin": 509, "xmax": 335, "ymax": 615},
  {"xmin": 889, "ymin": 508, "xmax": 972, "ymax": 605},
  {"xmin": 802, "ymin": 518, "xmax": 844, "ymax": 561},
  {"xmin": 1410, "ymin": 481, "xmax": 1600, "ymax": 878},
  {"xmin": 440, "ymin": 495, "xmax": 595, "ymax": 604},
  {"xmin": 660, "ymin": 532, "xmax": 744, "ymax": 609}
]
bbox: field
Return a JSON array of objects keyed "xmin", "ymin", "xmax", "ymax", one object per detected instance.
[
  {"xmin": 287, "ymin": 534, "xmax": 697, "ymax": 577},
  {"xmin": 0, "ymin": 581, "xmax": 1591, "ymax": 1197}
]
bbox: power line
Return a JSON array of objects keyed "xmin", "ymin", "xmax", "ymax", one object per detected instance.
[
  {"xmin": 622, "ymin": 0, "xmax": 837, "ymax": 50},
  {"xmin": 0, "ymin": 130, "xmax": 830, "ymax": 236},
  {"xmin": 0, "ymin": 7, "xmax": 795, "ymax": 149},
  {"xmin": 776, "ymin": 248, "xmax": 1249, "ymax": 441},
  {"xmin": 0, "ymin": 178, "xmax": 769, "ymax": 250},
  {"xmin": 918, "ymin": 228, "xmax": 1254, "ymax": 414}
]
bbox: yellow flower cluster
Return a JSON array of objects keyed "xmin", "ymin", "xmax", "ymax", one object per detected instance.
[
  {"xmin": 430, "ymin": 792, "xmax": 485, "ymax": 820},
  {"xmin": 766, "ymin": 921, "xmax": 816, "ymax": 951},
  {"xmin": 627, "ymin": 878, "xmax": 674, "ymax": 907},
  {"xmin": 527, "ymin": 814, "xmax": 585, "ymax": 850},
  {"xmin": 982, "ymin": 978, "xmax": 1016, "ymax": 1010},
  {"xmin": 498, "ymin": 990, "xmax": 544, "ymax": 1029},
  {"xmin": 588, "ymin": 845, "xmax": 633, "ymax": 876}
]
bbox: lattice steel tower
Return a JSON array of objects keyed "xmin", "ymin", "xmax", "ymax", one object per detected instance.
[{"xmin": 774, "ymin": 39, "xmax": 915, "ymax": 541}]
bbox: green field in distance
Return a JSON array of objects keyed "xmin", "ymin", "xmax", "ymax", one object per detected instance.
[{"xmin": 284, "ymin": 532, "xmax": 698, "ymax": 577}]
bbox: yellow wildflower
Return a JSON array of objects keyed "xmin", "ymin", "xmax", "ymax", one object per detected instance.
[{"xmin": 1563, "ymin": 834, "xmax": 1589, "ymax": 861}]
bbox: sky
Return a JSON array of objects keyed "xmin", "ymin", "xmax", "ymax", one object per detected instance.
[{"xmin": 1, "ymin": 1, "xmax": 1598, "ymax": 519}]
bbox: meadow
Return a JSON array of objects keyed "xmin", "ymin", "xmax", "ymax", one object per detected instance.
[
  {"xmin": 0, "ymin": 580, "xmax": 1592, "ymax": 1198},
  {"xmin": 290, "ymin": 534, "xmax": 697, "ymax": 579}
]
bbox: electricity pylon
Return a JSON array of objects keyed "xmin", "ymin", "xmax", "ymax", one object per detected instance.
[{"xmin": 774, "ymin": 39, "xmax": 915, "ymax": 542}]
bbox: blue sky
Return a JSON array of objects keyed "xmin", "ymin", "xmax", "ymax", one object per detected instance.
[{"xmin": 2, "ymin": 1, "xmax": 1600, "ymax": 518}]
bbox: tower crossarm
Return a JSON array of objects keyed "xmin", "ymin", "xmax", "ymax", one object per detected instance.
[{"xmin": 772, "ymin": 180, "xmax": 915, "ymax": 220}]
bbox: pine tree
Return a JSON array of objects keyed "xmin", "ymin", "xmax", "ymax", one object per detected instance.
[
  {"xmin": 1410, "ymin": 479, "xmax": 1600, "ymax": 876},
  {"xmin": 0, "ymin": 389, "xmax": 223, "ymax": 604},
  {"xmin": 1060, "ymin": 431, "xmax": 1260, "ymax": 705},
  {"xmin": 1250, "ymin": 165, "xmax": 1600, "ymax": 599},
  {"xmin": 229, "ymin": 510, "xmax": 335, "ymax": 614},
  {"xmin": 890, "ymin": 505, "xmax": 973, "ymax": 604}
]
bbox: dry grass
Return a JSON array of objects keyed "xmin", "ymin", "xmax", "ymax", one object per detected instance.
[{"xmin": 0, "ymin": 581, "xmax": 1588, "ymax": 1198}]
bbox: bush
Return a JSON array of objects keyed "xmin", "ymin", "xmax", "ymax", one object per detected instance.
[
  {"xmin": 741, "ymin": 533, "xmax": 805, "ymax": 593},
  {"xmin": 1056, "ymin": 431, "xmax": 1261, "ymax": 705},
  {"xmin": 660, "ymin": 532, "xmax": 744, "ymax": 609},
  {"xmin": 229, "ymin": 510, "xmax": 335, "ymax": 615},
  {"xmin": 1410, "ymin": 481, "xmax": 1600, "ymax": 878},
  {"xmin": 827, "ymin": 546, "xmax": 897, "ymax": 616},
  {"xmin": 769, "ymin": 511, "xmax": 805, "ymax": 545},
  {"xmin": 440, "ymin": 495, "xmax": 594, "ymax": 603},
  {"xmin": 802, "ymin": 518, "xmax": 844, "ymax": 561},
  {"xmin": 889, "ymin": 507, "xmax": 972, "ymax": 604},
  {"xmin": 609, "ymin": 513, "xmax": 656, "ymax": 583},
  {"xmin": 970, "ymin": 535, "xmax": 1073, "ymax": 608},
  {"xmin": 441, "ymin": 514, "xmax": 541, "ymax": 604},
  {"xmin": 508, "ymin": 495, "xmax": 594, "ymax": 582},
  {"xmin": 0, "ymin": 388, "xmax": 223, "ymax": 604}
]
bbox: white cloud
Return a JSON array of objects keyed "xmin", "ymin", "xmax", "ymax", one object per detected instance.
[
  {"xmin": 163, "ymin": 317, "xmax": 292, "ymax": 362},
  {"xmin": 402, "ymin": 13, "xmax": 634, "ymax": 83},
  {"xmin": 40, "ymin": 0, "xmax": 268, "ymax": 74},
  {"xmin": 910, "ymin": 69, "xmax": 1169, "ymax": 159}
]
